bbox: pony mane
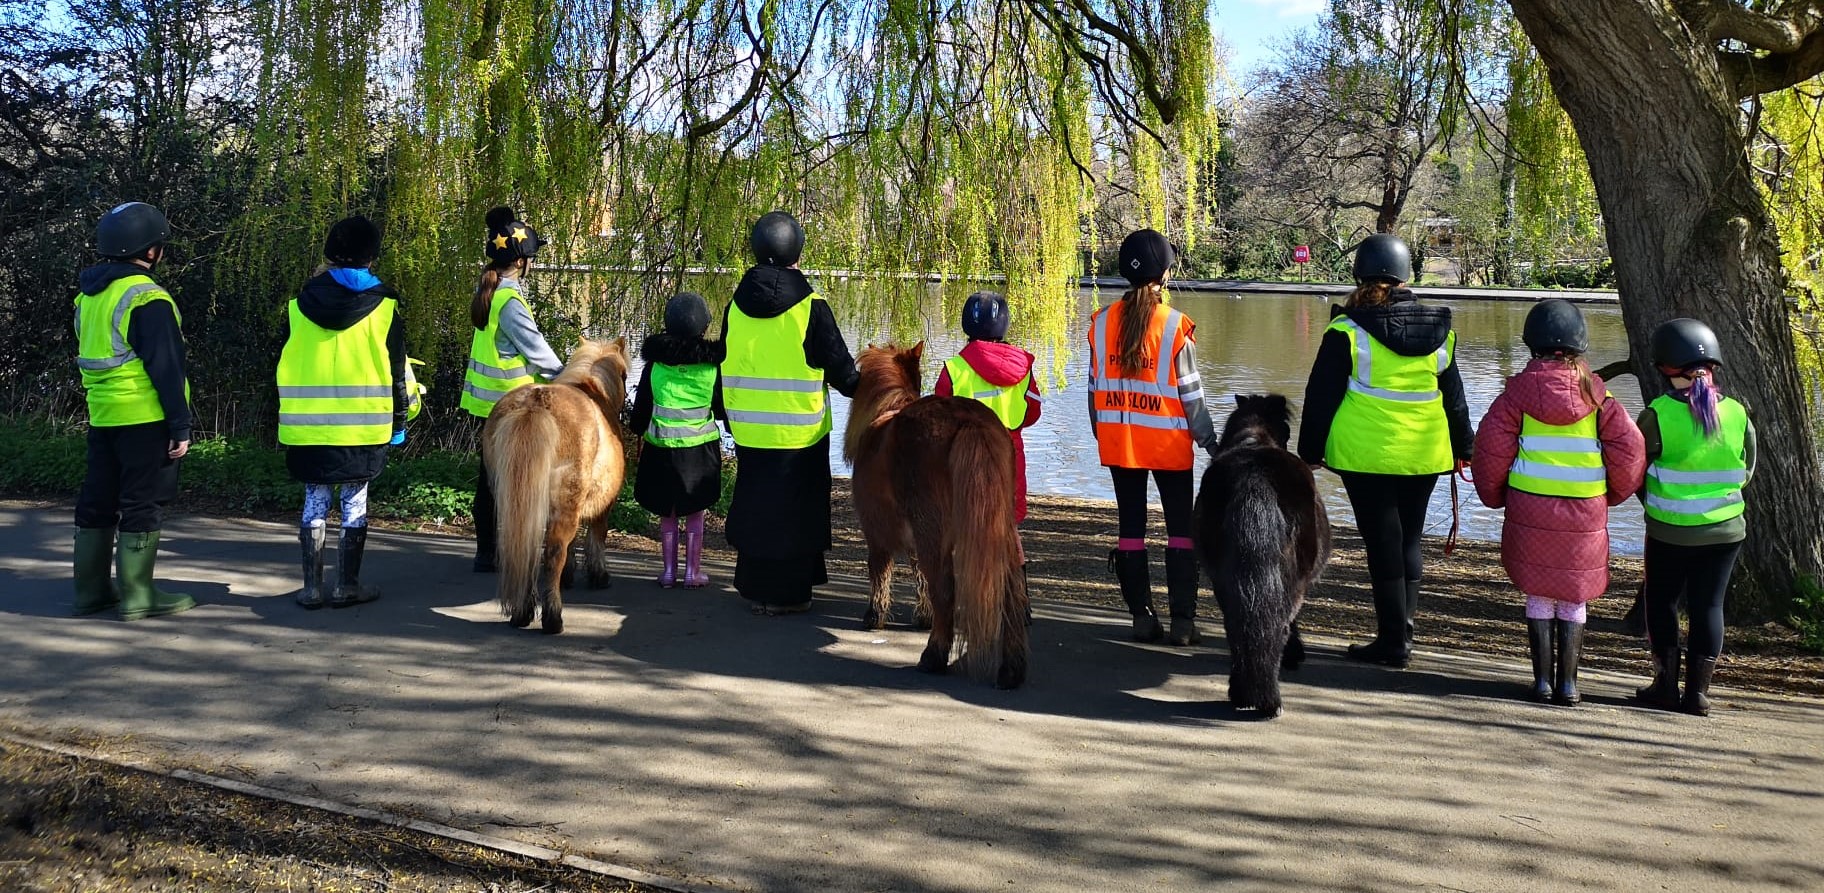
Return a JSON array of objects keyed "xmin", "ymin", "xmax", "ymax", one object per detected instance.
[
  {"xmin": 844, "ymin": 343, "xmax": 923, "ymax": 462},
  {"xmin": 1220, "ymin": 393, "xmax": 1294, "ymax": 450},
  {"xmin": 556, "ymin": 337, "xmax": 630, "ymax": 424}
]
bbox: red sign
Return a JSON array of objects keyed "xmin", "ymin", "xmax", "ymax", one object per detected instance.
[{"xmin": 1292, "ymin": 245, "xmax": 1311, "ymax": 264}]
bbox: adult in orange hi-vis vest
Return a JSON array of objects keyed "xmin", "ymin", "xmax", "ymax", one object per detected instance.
[{"xmin": 1089, "ymin": 229, "xmax": 1220, "ymax": 646}]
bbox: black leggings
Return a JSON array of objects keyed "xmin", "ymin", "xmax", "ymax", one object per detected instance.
[
  {"xmin": 1109, "ymin": 467, "xmax": 1194, "ymax": 543},
  {"xmin": 1643, "ymin": 537, "xmax": 1743, "ymax": 661},
  {"xmin": 1338, "ymin": 471, "xmax": 1438, "ymax": 583},
  {"xmin": 473, "ymin": 437, "xmax": 496, "ymax": 561}
]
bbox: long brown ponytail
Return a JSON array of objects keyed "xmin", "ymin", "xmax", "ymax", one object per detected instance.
[
  {"xmin": 1554, "ymin": 353, "xmax": 1601, "ymax": 410},
  {"xmin": 1113, "ymin": 282, "xmax": 1164, "ymax": 372},
  {"xmin": 471, "ymin": 258, "xmax": 523, "ymax": 330}
]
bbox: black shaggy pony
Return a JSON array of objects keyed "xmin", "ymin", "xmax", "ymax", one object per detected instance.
[{"xmin": 1193, "ymin": 394, "xmax": 1332, "ymax": 718}]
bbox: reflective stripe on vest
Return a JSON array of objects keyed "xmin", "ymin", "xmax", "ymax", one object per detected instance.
[
  {"xmin": 74, "ymin": 275, "xmax": 187, "ymax": 427},
  {"xmin": 645, "ymin": 362, "xmax": 720, "ymax": 448},
  {"xmin": 460, "ymin": 286, "xmax": 539, "ymax": 418},
  {"xmin": 1089, "ymin": 301, "xmax": 1194, "ymax": 471},
  {"xmin": 943, "ymin": 355, "xmax": 1027, "ymax": 430},
  {"xmin": 1643, "ymin": 394, "xmax": 1749, "ymax": 526},
  {"xmin": 1508, "ymin": 411, "xmax": 1605, "ymax": 498},
  {"xmin": 276, "ymin": 298, "xmax": 396, "ymax": 446},
  {"xmin": 1321, "ymin": 315, "xmax": 1455, "ymax": 475},
  {"xmin": 721, "ymin": 295, "xmax": 831, "ymax": 449}
]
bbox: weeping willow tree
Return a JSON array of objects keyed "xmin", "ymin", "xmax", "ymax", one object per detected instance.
[
  {"xmin": 1755, "ymin": 79, "xmax": 1824, "ymax": 422},
  {"xmin": 217, "ymin": 0, "xmax": 1220, "ymax": 407},
  {"xmin": 1499, "ymin": 31, "xmax": 1602, "ymax": 283}
]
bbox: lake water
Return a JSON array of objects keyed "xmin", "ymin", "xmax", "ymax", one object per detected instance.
[{"xmin": 642, "ymin": 286, "xmax": 1649, "ymax": 550}]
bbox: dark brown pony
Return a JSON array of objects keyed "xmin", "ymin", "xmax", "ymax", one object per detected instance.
[
  {"xmin": 483, "ymin": 338, "xmax": 630, "ymax": 635},
  {"xmin": 1193, "ymin": 394, "xmax": 1331, "ymax": 717},
  {"xmin": 846, "ymin": 343, "xmax": 1028, "ymax": 689}
]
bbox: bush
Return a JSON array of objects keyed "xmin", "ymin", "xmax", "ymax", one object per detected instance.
[
  {"xmin": 0, "ymin": 417, "xmax": 736, "ymax": 536},
  {"xmin": 1790, "ymin": 575, "xmax": 1824, "ymax": 655}
]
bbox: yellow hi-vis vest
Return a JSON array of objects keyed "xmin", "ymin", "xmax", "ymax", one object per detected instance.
[
  {"xmin": 276, "ymin": 298, "xmax": 396, "ymax": 446},
  {"xmin": 460, "ymin": 286, "xmax": 538, "ymax": 418},
  {"xmin": 1322, "ymin": 315, "xmax": 1455, "ymax": 475},
  {"xmin": 944, "ymin": 355, "xmax": 1028, "ymax": 430},
  {"xmin": 721, "ymin": 295, "xmax": 831, "ymax": 449},
  {"xmin": 1644, "ymin": 394, "xmax": 1749, "ymax": 526},
  {"xmin": 74, "ymin": 274, "xmax": 188, "ymax": 427},
  {"xmin": 1508, "ymin": 409, "xmax": 1605, "ymax": 498},
  {"xmin": 645, "ymin": 362, "xmax": 719, "ymax": 448}
]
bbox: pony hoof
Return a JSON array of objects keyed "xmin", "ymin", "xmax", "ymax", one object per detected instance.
[
  {"xmin": 861, "ymin": 609, "xmax": 886, "ymax": 631},
  {"xmin": 916, "ymin": 653, "xmax": 949, "ymax": 674},
  {"xmin": 541, "ymin": 616, "xmax": 564, "ymax": 635},
  {"xmin": 508, "ymin": 612, "xmax": 533, "ymax": 629},
  {"xmin": 589, "ymin": 572, "xmax": 612, "ymax": 590},
  {"xmin": 995, "ymin": 664, "xmax": 1027, "ymax": 690}
]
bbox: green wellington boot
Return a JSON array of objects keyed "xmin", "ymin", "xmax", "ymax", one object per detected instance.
[
  {"xmin": 115, "ymin": 530, "xmax": 195, "ymax": 621},
  {"xmin": 73, "ymin": 527, "xmax": 121, "ymax": 616}
]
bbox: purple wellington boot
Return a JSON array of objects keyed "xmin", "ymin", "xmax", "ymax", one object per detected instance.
[
  {"xmin": 657, "ymin": 515, "xmax": 679, "ymax": 588},
  {"xmin": 684, "ymin": 511, "xmax": 709, "ymax": 588}
]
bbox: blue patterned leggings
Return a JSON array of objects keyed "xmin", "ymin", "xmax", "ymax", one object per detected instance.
[{"xmin": 302, "ymin": 482, "xmax": 369, "ymax": 529}]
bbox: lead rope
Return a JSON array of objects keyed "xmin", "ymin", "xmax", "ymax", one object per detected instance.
[{"xmin": 1444, "ymin": 464, "xmax": 1472, "ymax": 557}]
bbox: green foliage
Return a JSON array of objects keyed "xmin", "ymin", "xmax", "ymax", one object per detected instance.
[
  {"xmin": 0, "ymin": 417, "xmax": 708, "ymax": 535},
  {"xmin": 1791, "ymin": 575, "xmax": 1824, "ymax": 655}
]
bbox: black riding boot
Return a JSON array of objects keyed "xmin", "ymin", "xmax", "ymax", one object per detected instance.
[
  {"xmin": 331, "ymin": 527, "xmax": 382, "ymax": 607},
  {"xmin": 1620, "ymin": 585, "xmax": 1647, "ymax": 638},
  {"xmin": 297, "ymin": 525, "xmax": 326, "ymax": 609},
  {"xmin": 1347, "ymin": 577, "xmax": 1410, "ymax": 668},
  {"xmin": 1403, "ymin": 579, "xmax": 1421, "ymax": 653},
  {"xmin": 1164, "ymin": 548, "xmax": 1201, "ymax": 646},
  {"xmin": 1681, "ymin": 653, "xmax": 1717, "ymax": 717},
  {"xmin": 1634, "ymin": 646, "xmax": 1681, "ymax": 709},
  {"xmin": 1552, "ymin": 619, "xmax": 1584, "ymax": 706},
  {"xmin": 473, "ymin": 454, "xmax": 497, "ymax": 573},
  {"xmin": 1109, "ymin": 549, "xmax": 1162, "ymax": 642},
  {"xmin": 1525, "ymin": 618, "xmax": 1553, "ymax": 703}
]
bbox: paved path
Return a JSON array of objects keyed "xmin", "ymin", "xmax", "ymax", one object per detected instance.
[{"xmin": 2, "ymin": 504, "xmax": 1819, "ymax": 892}]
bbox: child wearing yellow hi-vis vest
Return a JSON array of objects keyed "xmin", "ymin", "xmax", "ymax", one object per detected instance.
[
  {"xmin": 1473, "ymin": 300, "xmax": 1644, "ymax": 706},
  {"xmin": 1633, "ymin": 318, "xmax": 1756, "ymax": 717},
  {"xmin": 630, "ymin": 293, "xmax": 726, "ymax": 589},
  {"xmin": 933, "ymin": 291, "xmax": 1042, "ymax": 536},
  {"xmin": 276, "ymin": 216, "xmax": 412, "ymax": 609}
]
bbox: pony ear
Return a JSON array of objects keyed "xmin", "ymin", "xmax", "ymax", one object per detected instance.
[
  {"xmin": 911, "ymin": 340, "xmax": 925, "ymax": 359},
  {"xmin": 1233, "ymin": 394, "xmax": 1245, "ymax": 406}
]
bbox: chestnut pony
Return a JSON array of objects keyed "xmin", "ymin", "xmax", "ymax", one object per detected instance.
[
  {"xmin": 482, "ymin": 338, "xmax": 629, "ymax": 634},
  {"xmin": 846, "ymin": 342, "xmax": 1028, "ymax": 689}
]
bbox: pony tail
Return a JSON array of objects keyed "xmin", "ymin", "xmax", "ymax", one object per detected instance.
[
  {"xmin": 1687, "ymin": 367, "xmax": 1723, "ymax": 438},
  {"xmin": 1114, "ymin": 282, "xmax": 1162, "ymax": 372},
  {"xmin": 472, "ymin": 264, "xmax": 505, "ymax": 330}
]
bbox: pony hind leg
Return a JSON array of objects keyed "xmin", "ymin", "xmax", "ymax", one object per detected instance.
[
  {"xmin": 862, "ymin": 544, "xmax": 895, "ymax": 631},
  {"xmin": 909, "ymin": 555, "xmax": 933, "ymax": 631},
  {"xmin": 1283, "ymin": 617, "xmax": 1306, "ymax": 670},
  {"xmin": 584, "ymin": 518, "xmax": 613, "ymax": 590},
  {"xmin": 917, "ymin": 563, "xmax": 957, "ymax": 675},
  {"xmin": 540, "ymin": 519, "xmax": 580, "ymax": 635}
]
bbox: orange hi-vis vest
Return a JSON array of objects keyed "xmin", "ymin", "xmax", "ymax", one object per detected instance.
[{"xmin": 1089, "ymin": 300, "xmax": 1197, "ymax": 471}]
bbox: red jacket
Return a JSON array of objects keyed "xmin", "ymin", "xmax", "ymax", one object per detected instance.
[
  {"xmin": 935, "ymin": 340, "xmax": 1042, "ymax": 523},
  {"xmin": 1473, "ymin": 358, "xmax": 1645, "ymax": 604}
]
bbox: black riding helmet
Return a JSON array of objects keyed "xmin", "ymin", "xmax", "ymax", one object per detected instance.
[
  {"xmin": 1650, "ymin": 318, "xmax": 1724, "ymax": 371},
  {"xmin": 96, "ymin": 202, "xmax": 171, "ymax": 259},
  {"xmin": 484, "ymin": 206, "xmax": 545, "ymax": 263},
  {"xmin": 1522, "ymin": 299, "xmax": 1588, "ymax": 356},
  {"xmin": 325, "ymin": 215, "xmax": 382, "ymax": 267},
  {"xmin": 961, "ymin": 291, "xmax": 1010, "ymax": 341},
  {"xmin": 750, "ymin": 211, "xmax": 805, "ymax": 267},
  {"xmin": 664, "ymin": 292, "xmax": 712, "ymax": 337},
  {"xmin": 1117, "ymin": 229, "xmax": 1174, "ymax": 286},
  {"xmin": 1352, "ymin": 234, "xmax": 1413, "ymax": 284}
]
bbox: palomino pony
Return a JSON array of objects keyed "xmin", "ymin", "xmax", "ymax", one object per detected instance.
[
  {"xmin": 482, "ymin": 338, "xmax": 630, "ymax": 634},
  {"xmin": 1193, "ymin": 394, "xmax": 1331, "ymax": 718},
  {"xmin": 846, "ymin": 342, "xmax": 1028, "ymax": 689}
]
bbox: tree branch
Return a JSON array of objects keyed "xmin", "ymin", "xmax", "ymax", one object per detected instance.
[
  {"xmin": 1721, "ymin": 25, "xmax": 1824, "ymax": 96},
  {"xmin": 1695, "ymin": 0, "xmax": 1824, "ymax": 53}
]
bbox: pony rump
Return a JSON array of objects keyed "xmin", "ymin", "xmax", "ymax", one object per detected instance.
[
  {"xmin": 483, "ymin": 337, "xmax": 629, "ymax": 634},
  {"xmin": 848, "ymin": 343, "xmax": 1028, "ymax": 689}
]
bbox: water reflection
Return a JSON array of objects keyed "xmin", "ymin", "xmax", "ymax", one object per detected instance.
[{"xmin": 646, "ymin": 285, "xmax": 1648, "ymax": 551}]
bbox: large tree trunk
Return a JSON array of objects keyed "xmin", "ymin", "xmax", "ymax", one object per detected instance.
[{"xmin": 1509, "ymin": 0, "xmax": 1824, "ymax": 622}]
